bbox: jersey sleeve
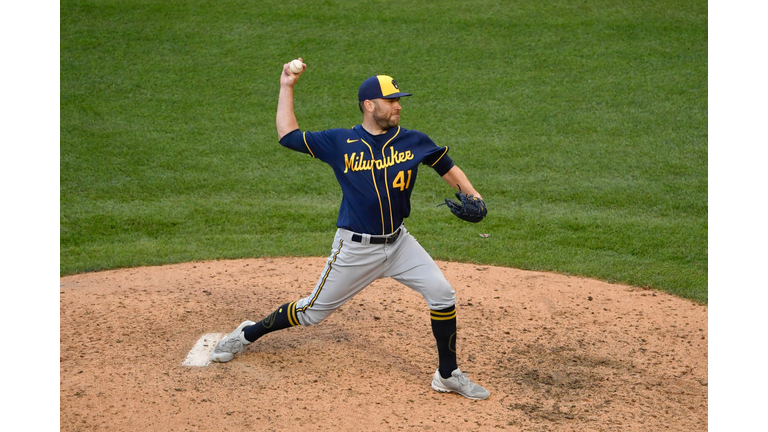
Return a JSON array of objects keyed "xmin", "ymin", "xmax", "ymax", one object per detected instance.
[
  {"xmin": 278, "ymin": 129, "xmax": 312, "ymax": 155},
  {"xmin": 278, "ymin": 128, "xmax": 343, "ymax": 162},
  {"xmin": 419, "ymin": 134, "xmax": 455, "ymax": 176}
]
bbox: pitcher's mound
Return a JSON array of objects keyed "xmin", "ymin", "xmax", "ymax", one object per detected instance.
[{"xmin": 60, "ymin": 257, "xmax": 707, "ymax": 431}]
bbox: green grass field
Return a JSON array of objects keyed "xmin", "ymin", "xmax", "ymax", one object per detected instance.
[{"xmin": 60, "ymin": 0, "xmax": 707, "ymax": 302}]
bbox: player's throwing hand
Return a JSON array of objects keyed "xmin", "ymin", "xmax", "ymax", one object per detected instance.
[{"xmin": 281, "ymin": 57, "xmax": 305, "ymax": 87}]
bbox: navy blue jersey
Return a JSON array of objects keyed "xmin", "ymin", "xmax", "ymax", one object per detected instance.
[{"xmin": 279, "ymin": 124, "xmax": 454, "ymax": 235}]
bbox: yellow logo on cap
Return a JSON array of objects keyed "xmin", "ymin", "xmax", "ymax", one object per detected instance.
[{"xmin": 376, "ymin": 75, "xmax": 400, "ymax": 97}]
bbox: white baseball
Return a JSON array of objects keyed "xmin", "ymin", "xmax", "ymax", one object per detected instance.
[{"xmin": 289, "ymin": 59, "xmax": 304, "ymax": 74}]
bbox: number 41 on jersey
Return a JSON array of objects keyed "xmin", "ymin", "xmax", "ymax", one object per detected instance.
[{"xmin": 393, "ymin": 169, "xmax": 412, "ymax": 191}]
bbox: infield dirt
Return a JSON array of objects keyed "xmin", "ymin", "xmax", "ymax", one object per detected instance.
[{"xmin": 60, "ymin": 257, "xmax": 707, "ymax": 431}]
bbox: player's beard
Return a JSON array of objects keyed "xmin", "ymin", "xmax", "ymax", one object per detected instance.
[{"xmin": 372, "ymin": 108, "xmax": 400, "ymax": 131}]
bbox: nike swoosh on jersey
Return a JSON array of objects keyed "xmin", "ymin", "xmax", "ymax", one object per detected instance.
[{"xmin": 346, "ymin": 138, "xmax": 359, "ymax": 143}]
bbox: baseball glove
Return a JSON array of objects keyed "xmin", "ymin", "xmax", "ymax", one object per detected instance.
[{"xmin": 441, "ymin": 187, "xmax": 487, "ymax": 223}]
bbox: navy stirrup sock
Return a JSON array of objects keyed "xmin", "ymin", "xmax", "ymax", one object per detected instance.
[
  {"xmin": 430, "ymin": 305, "xmax": 458, "ymax": 379},
  {"xmin": 243, "ymin": 302, "xmax": 300, "ymax": 343}
]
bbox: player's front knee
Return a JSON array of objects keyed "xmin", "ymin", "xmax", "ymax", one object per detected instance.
[
  {"xmin": 425, "ymin": 280, "xmax": 456, "ymax": 310},
  {"xmin": 436, "ymin": 278, "xmax": 455, "ymax": 298}
]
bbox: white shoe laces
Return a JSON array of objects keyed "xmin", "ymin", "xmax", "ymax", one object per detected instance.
[{"xmin": 455, "ymin": 371, "xmax": 472, "ymax": 388}]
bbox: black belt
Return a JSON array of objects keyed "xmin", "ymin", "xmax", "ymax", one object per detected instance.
[{"xmin": 351, "ymin": 228, "xmax": 402, "ymax": 245}]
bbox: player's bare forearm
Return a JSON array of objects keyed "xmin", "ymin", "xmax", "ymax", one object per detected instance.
[
  {"xmin": 276, "ymin": 59, "xmax": 304, "ymax": 140},
  {"xmin": 442, "ymin": 165, "xmax": 482, "ymax": 200},
  {"xmin": 276, "ymin": 85, "xmax": 299, "ymax": 139}
]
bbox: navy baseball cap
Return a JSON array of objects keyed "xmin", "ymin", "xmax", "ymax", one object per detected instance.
[{"xmin": 358, "ymin": 75, "xmax": 412, "ymax": 101}]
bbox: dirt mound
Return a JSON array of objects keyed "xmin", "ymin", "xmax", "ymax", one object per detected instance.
[{"xmin": 60, "ymin": 257, "xmax": 707, "ymax": 431}]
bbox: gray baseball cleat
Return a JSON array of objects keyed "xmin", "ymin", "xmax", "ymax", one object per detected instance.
[
  {"xmin": 211, "ymin": 320, "xmax": 256, "ymax": 363},
  {"xmin": 431, "ymin": 368, "xmax": 490, "ymax": 400}
]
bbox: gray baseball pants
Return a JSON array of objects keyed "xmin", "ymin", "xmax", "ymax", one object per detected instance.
[{"xmin": 295, "ymin": 225, "xmax": 456, "ymax": 326}]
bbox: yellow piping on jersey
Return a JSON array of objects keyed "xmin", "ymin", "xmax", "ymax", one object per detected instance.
[
  {"xmin": 360, "ymin": 139, "xmax": 386, "ymax": 235},
  {"xmin": 302, "ymin": 132, "xmax": 315, "ymax": 158},
  {"xmin": 430, "ymin": 145, "xmax": 449, "ymax": 167},
  {"xmin": 382, "ymin": 126, "xmax": 400, "ymax": 148},
  {"xmin": 383, "ymin": 167, "xmax": 392, "ymax": 233},
  {"xmin": 381, "ymin": 126, "xmax": 401, "ymax": 234}
]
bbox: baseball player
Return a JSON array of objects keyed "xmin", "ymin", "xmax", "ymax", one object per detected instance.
[{"xmin": 212, "ymin": 58, "xmax": 490, "ymax": 400}]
